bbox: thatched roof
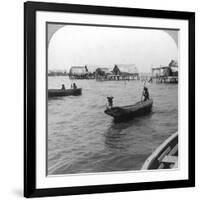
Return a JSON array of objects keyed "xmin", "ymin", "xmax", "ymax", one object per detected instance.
[
  {"xmin": 85, "ymin": 65, "xmax": 97, "ymax": 73},
  {"xmin": 113, "ymin": 64, "xmax": 138, "ymax": 74},
  {"xmin": 96, "ymin": 68, "xmax": 112, "ymax": 74},
  {"xmin": 169, "ymin": 60, "xmax": 178, "ymax": 68},
  {"xmin": 69, "ymin": 66, "xmax": 87, "ymax": 75}
]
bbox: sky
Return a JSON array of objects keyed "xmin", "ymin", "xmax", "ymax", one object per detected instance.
[{"xmin": 48, "ymin": 24, "xmax": 178, "ymax": 73}]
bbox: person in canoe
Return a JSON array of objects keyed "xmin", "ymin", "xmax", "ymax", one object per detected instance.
[
  {"xmin": 107, "ymin": 96, "xmax": 114, "ymax": 108},
  {"xmin": 142, "ymin": 86, "xmax": 150, "ymax": 101},
  {"xmin": 73, "ymin": 83, "xmax": 77, "ymax": 89},
  {"xmin": 61, "ymin": 84, "xmax": 65, "ymax": 90}
]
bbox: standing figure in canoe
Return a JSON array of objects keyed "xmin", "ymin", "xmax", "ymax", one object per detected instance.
[
  {"xmin": 61, "ymin": 84, "xmax": 65, "ymax": 90},
  {"xmin": 142, "ymin": 86, "xmax": 150, "ymax": 102},
  {"xmin": 71, "ymin": 83, "xmax": 77, "ymax": 89},
  {"xmin": 107, "ymin": 96, "xmax": 114, "ymax": 108},
  {"xmin": 73, "ymin": 83, "xmax": 77, "ymax": 89}
]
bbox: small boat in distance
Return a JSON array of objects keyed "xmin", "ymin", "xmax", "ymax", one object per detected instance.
[
  {"xmin": 48, "ymin": 88, "xmax": 82, "ymax": 98},
  {"xmin": 104, "ymin": 99, "xmax": 153, "ymax": 121},
  {"xmin": 141, "ymin": 132, "xmax": 178, "ymax": 170}
]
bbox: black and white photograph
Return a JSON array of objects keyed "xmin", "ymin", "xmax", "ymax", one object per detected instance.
[
  {"xmin": 47, "ymin": 23, "xmax": 179, "ymax": 175},
  {"xmin": 23, "ymin": 2, "xmax": 195, "ymax": 197}
]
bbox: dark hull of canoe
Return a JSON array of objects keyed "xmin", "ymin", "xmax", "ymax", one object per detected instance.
[
  {"xmin": 141, "ymin": 132, "xmax": 178, "ymax": 170},
  {"xmin": 48, "ymin": 88, "xmax": 82, "ymax": 98},
  {"xmin": 104, "ymin": 99, "xmax": 153, "ymax": 121}
]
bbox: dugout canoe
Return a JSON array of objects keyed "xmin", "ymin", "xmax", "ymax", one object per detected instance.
[
  {"xmin": 104, "ymin": 99, "xmax": 153, "ymax": 121},
  {"xmin": 48, "ymin": 88, "xmax": 82, "ymax": 98},
  {"xmin": 141, "ymin": 132, "xmax": 178, "ymax": 170}
]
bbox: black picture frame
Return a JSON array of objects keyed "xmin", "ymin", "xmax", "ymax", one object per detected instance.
[{"xmin": 24, "ymin": 1, "xmax": 195, "ymax": 198}]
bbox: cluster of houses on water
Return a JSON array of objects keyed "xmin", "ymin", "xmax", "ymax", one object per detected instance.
[
  {"xmin": 48, "ymin": 60, "xmax": 178, "ymax": 83},
  {"xmin": 48, "ymin": 64, "xmax": 139, "ymax": 81},
  {"xmin": 48, "ymin": 70, "xmax": 68, "ymax": 76},
  {"xmin": 151, "ymin": 60, "xmax": 178, "ymax": 83},
  {"xmin": 69, "ymin": 64, "xmax": 139, "ymax": 81}
]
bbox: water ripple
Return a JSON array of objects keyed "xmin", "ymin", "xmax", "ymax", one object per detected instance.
[{"xmin": 48, "ymin": 77, "xmax": 178, "ymax": 175}]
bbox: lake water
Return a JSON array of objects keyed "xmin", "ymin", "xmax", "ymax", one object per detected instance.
[{"xmin": 48, "ymin": 76, "xmax": 178, "ymax": 175}]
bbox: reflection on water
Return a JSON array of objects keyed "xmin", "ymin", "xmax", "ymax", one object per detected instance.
[{"xmin": 48, "ymin": 77, "xmax": 178, "ymax": 175}]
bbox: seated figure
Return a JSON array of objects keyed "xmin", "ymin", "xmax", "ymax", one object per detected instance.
[{"xmin": 107, "ymin": 96, "xmax": 114, "ymax": 108}]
